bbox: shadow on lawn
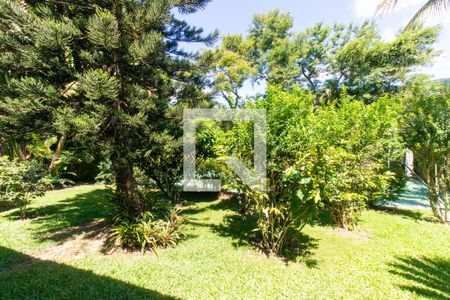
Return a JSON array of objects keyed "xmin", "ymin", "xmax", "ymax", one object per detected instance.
[
  {"xmin": 372, "ymin": 206, "xmax": 437, "ymax": 223},
  {"xmin": 181, "ymin": 192, "xmax": 220, "ymax": 204},
  {"xmin": 0, "ymin": 201, "xmax": 16, "ymax": 213},
  {"xmin": 0, "ymin": 246, "xmax": 177, "ymax": 299},
  {"xmin": 389, "ymin": 256, "xmax": 450, "ymax": 299},
  {"xmin": 199, "ymin": 196, "xmax": 319, "ymax": 265},
  {"xmin": 6, "ymin": 188, "xmax": 114, "ymax": 243}
]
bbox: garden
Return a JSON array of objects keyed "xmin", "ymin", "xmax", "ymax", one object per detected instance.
[{"xmin": 0, "ymin": 0, "xmax": 449, "ymax": 299}]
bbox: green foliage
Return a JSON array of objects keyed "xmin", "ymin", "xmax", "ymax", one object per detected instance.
[
  {"xmin": 141, "ymin": 131, "xmax": 185, "ymax": 203},
  {"xmin": 200, "ymin": 35, "xmax": 256, "ymax": 108},
  {"xmin": 95, "ymin": 159, "xmax": 114, "ymax": 184},
  {"xmin": 0, "ymin": 156, "xmax": 46, "ymax": 219},
  {"xmin": 226, "ymin": 88, "xmax": 319, "ymax": 254},
  {"xmin": 205, "ymin": 10, "xmax": 439, "ymax": 102},
  {"xmin": 226, "ymin": 87, "xmax": 401, "ymax": 254},
  {"xmin": 292, "ymin": 94, "xmax": 401, "ymax": 229},
  {"xmin": 52, "ymin": 149, "xmax": 95, "ymax": 180},
  {"xmin": 195, "ymin": 120, "xmax": 220, "ymax": 161},
  {"xmin": 0, "ymin": 0, "xmax": 217, "ymax": 216},
  {"xmin": 399, "ymin": 78, "xmax": 450, "ymax": 224},
  {"xmin": 249, "ymin": 9, "xmax": 296, "ymax": 88},
  {"xmin": 110, "ymin": 204, "xmax": 183, "ymax": 252},
  {"xmin": 86, "ymin": 9, "xmax": 120, "ymax": 50},
  {"xmin": 80, "ymin": 69, "xmax": 120, "ymax": 101}
]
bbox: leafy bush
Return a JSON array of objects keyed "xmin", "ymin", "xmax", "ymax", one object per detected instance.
[
  {"xmin": 291, "ymin": 91, "xmax": 400, "ymax": 230},
  {"xmin": 110, "ymin": 209, "xmax": 183, "ymax": 252},
  {"xmin": 250, "ymin": 185, "xmax": 317, "ymax": 254},
  {"xmin": 141, "ymin": 119, "xmax": 224, "ymax": 203},
  {"xmin": 227, "ymin": 88, "xmax": 320, "ymax": 255},
  {"xmin": 110, "ymin": 193, "xmax": 183, "ymax": 252},
  {"xmin": 227, "ymin": 87, "xmax": 401, "ymax": 254},
  {"xmin": 95, "ymin": 159, "xmax": 115, "ymax": 184},
  {"xmin": 0, "ymin": 157, "xmax": 47, "ymax": 219},
  {"xmin": 141, "ymin": 132, "xmax": 184, "ymax": 203}
]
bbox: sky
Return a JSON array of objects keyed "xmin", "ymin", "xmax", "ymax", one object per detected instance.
[{"xmin": 176, "ymin": 0, "xmax": 450, "ymax": 82}]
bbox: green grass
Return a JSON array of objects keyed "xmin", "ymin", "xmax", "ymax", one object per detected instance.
[{"xmin": 0, "ymin": 185, "xmax": 449, "ymax": 299}]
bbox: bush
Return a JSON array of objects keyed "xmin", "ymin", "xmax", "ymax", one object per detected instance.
[
  {"xmin": 289, "ymin": 93, "xmax": 400, "ymax": 230},
  {"xmin": 110, "ymin": 209, "xmax": 183, "ymax": 252},
  {"xmin": 95, "ymin": 159, "xmax": 115, "ymax": 184},
  {"xmin": 141, "ymin": 132, "xmax": 184, "ymax": 203},
  {"xmin": 228, "ymin": 87, "xmax": 320, "ymax": 255},
  {"xmin": 110, "ymin": 193, "xmax": 183, "ymax": 252},
  {"xmin": 0, "ymin": 157, "xmax": 47, "ymax": 219},
  {"xmin": 227, "ymin": 87, "xmax": 401, "ymax": 254},
  {"xmin": 250, "ymin": 187, "xmax": 317, "ymax": 255}
]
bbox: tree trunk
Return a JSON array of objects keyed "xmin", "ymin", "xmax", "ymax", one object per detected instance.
[
  {"xmin": 114, "ymin": 161, "xmax": 142, "ymax": 216},
  {"xmin": 49, "ymin": 134, "xmax": 66, "ymax": 174},
  {"xmin": 424, "ymin": 161, "xmax": 448, "ymax": 224}
]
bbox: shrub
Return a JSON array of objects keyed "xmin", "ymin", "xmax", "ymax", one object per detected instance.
[
  {"xmin": 141, "ymin": 132, "xmax": 184, "ymax": 203},
  {"xmin": 289, "ymin": 93, "xmax": 400, "ymax": 230},
  {"xmin": 110, "ymin": 194, "xmax": 183, "ymax": 252},
  {"xmin": 227, "ymin": 87, "xmax": 401, "ymax": 254},
  {"xmin": 228, "ymin": 87, "xmax": 321, "ymax": 255},
  {"xmin": 0, "ymin": 157, "xmax": 46, "ymax": 219},
  {"xmin": 95, "ymin": 159, "xmax": 115, "ymax": 184},
  {"xmin": 250, "ymin": 185, "xmax": 317, "ymax": 255}
]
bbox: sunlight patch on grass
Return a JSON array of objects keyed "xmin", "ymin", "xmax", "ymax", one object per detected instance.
[{"xmin": 0, "ymin": 185, "xmax": 449, "ymax": 299}]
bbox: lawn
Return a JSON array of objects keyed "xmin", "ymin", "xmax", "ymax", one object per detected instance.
[{"xmin": 0, "ymin": 185, "xmax": 449, "ymax": 299}]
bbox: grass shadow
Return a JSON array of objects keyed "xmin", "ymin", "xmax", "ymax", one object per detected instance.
[
  {"xmin": 180, "ymin": 206, "xmax": 209, "ymax": 216},
  {"xmin": 180, "ymin": 192, "xmax": 235, "ymax": 217},
  {"xmin": 0, "ymin": 201, "xmax": 16, "ymax": 213},
  {"xmin": 281, "ymin": 231, "xmax": 319, "ymax": 266},
  {"xmin": 211, "ymin": 213, "xmax": 258, "ymax": 247},
  {"xmin": 180, "ymin": 194, "xmax": 319, "ymax": 266},
  {"xmin": 372, "ymin": 206, "xmax": 437, "ymax": 223},
  {"xmin": 181, "ymin": 192, "xmax": 220, "ymax": 204},
  {"xmin": 209, "ymin": 198, "xmax": 319, "ymax": 266},
  {"xmin": 6, "ymin": 188, "xmax": 114, "ymax": 243},
  {"xmin": 0, "ymin": 246, "xmax": 178, "ymax": 299},
  {"xmin": 389, "ymin": 256, "xmax": 450, "ymax": 299},
  {"xmin": 208, "ymin": 194, "xmax": 240, "ymax": 212},
  {"xmin": 311, "ymin": 210, "xmax": 334, "ymax": 227}
]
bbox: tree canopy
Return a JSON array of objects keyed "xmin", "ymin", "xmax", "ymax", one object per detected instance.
[
  {"xmin": 0, "ymin": 0, "xmax": 217, "ymax": 214},
  {"xmin": 203, "ymin": 9, "xmax": 439, "ymax": 104}
]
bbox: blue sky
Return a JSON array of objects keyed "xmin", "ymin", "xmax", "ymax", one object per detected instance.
[{"xmin": 177, "ymin": 0, "xmax": 450, "ymax": 80}]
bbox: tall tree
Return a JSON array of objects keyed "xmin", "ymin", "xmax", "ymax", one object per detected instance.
[
  {"xmin": 0, "ymin": 0, "xmax": 216, "ymax": 215},
  {"xmin": 220, "ymin": 10, "xmax": 439, "ymax": 103},
  {"xmin": 200, "ymin": 34, "xmax": 256, "ymax": 108},
  {"xmin": 248, "ymin": 9, "xmax": 297, "ymax": 89}
]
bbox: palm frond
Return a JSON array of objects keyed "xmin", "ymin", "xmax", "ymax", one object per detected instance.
[
  {"xmin": 406, "ymin": 0, "xmax": 450, "ymax": 29},
  {"xmin": 377, "ymin": 0, "xmax": 450, "ymax": 30},
  {"xmin": 377, "ymin": 0, "xmax": 402, "ymax": 14}
]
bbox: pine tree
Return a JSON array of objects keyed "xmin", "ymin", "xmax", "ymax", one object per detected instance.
[{"xmin": 0, "ymin": 0, "xmax": 217, "ymax": 215}]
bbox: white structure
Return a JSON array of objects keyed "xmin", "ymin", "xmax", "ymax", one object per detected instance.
[{"xmin": 405, "ymin": 149, "xmax": 414, "ymax": 177}]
